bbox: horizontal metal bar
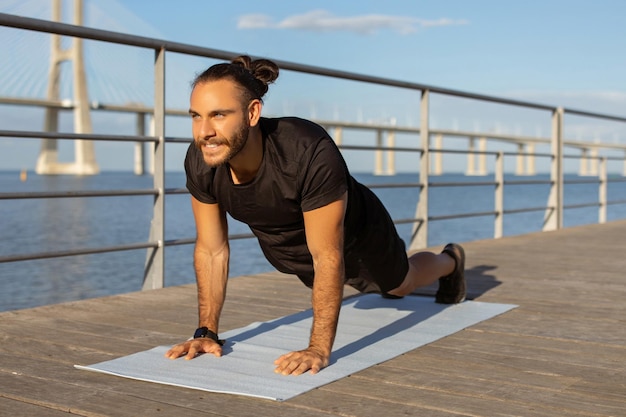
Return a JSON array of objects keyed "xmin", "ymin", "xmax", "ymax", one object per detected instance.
[
  {"xmin": 166, "ymin": 188, "xmax": 190, "ymax": 195},
  {"xmin": 0, "ymin": 189, "xmax": 159, "ymax": 200},
  {"xmin": 503, "ymin": 206, "xmax": 549, "ymax": 215},
  {"xmin": 504, "ymin": 179, "xmax": 553, "ymax": 186},
  {"xmin": 564, "ymin": 202, "xmax": 600, "ymax": 210},
  {"xmin": 0, "ymin": 129, "xmax": 157, "ymax": 143},
  {"xmin": 0, "ymin": 96, "xmax": 70, "ymax": 108},
  {"xmin": 0, "ymin": 188, "xmax": 190, "ymax": 200},
  {"xmin": 607, "ymin": 199, "xmax": 626, "ymax": 205},
  {"xmin": 166, "ymin": 137, "xmax": 193, "ymax": 144},
  {"xmin": 608, "ymin": 177, "xmax": 626, "ymax": 183},
  {"xmin": 165, "ymin": 233, "xmax": 256, "ymax": 247},
  {"xmin": 365, "ymin": 182, "xmax": 422, "ymax": 189},
  {"xmin": 563, "ymin": 107, "xmax": 626, "ymax": 123},
  {"xmin": 339, "ymin": 144, "xmax": 422, "ymax": 153},
  {"xmin": 0, "ymin": 241, "xmax": 158, "ymax": 264},
  {"xmin": 433, "ymin": 148, "xmax": 499, "ymax": 157},
  {"xmin": 430, "ymin": 181, "xmax": 497, "ymax": 187},
  {"xmin": 564, "ymin": 178, "xmax": 601, "ymax": 185},
  {"xmin": 164, "ymin": 238, "xmax": 195, "ymax": 246},
  {"xmin": 0, "ymin": 232, "xmax": 261, "ymax": 264},
  {"xmin": 393, "ymin": 217, "xmax": 424, "ymax": 225},
  {"xmin": 430, "ymin": 211, "xmax": 497, "ymax": 221}
]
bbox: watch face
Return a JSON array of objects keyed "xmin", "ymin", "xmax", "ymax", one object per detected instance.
[{"xmin": 194, "ymin": 327, "xmax": 208, "ymax": 339}]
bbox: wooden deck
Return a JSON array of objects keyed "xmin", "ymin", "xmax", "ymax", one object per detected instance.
[{"xmin": 1, "ymin": 220, "xmax": 625, "ymax": 416}]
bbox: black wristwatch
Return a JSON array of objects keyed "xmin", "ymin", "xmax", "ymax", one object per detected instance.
[{"xmin": 193, "ymin": 326, "xmax": 224, "ymax": 346}]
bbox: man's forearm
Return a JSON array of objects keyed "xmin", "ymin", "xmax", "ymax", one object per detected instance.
[
  {"xmin": 194, "ymin": 244, "xmax": 229, "ymax": 332},
  {"xmin": 308, "ymin": 256, "xmax": 344, "ymax": 357}
]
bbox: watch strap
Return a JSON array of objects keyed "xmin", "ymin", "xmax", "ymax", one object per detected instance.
[{"xmin": 193, "ymin": 327, "xmax": 224, "ymax": 345}]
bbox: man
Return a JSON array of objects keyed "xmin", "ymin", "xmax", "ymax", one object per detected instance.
[{"xmin": 165, "ymin": 56, "xmax": 465, "ymax": 376}]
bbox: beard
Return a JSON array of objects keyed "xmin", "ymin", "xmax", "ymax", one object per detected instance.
[{"xmin": 195, "ymin": 121, "xmax": 250, "ymax": 168}]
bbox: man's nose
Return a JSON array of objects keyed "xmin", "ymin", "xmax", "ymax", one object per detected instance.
[{"xmin": 199, "ymin": 119, "xmax": 216, "ymax": 138}]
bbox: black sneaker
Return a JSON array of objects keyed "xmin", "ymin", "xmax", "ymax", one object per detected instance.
[{"xmin": 436, "ymin": 243, "xmax": 466, "ymax": 304}]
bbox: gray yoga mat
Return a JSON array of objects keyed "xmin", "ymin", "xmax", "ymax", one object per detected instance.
[{"xmin": 76, "ymin": 294, "xmax": 516, "ymax": 401}]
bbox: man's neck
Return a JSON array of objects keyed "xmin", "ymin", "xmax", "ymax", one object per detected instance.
[{"xmin": 229, "ymin": 127, "xmax": 263, "ymax": 185}]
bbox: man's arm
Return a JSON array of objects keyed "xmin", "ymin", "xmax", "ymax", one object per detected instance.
[
  {"xmin": 165, "ymin": 196, "xmax": 229, "ymax": 360},
  {"xmin": 274, "ymin": 192, "xmax": 347, "ymax": 375}
]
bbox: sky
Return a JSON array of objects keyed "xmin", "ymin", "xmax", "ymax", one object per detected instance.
[{"xmin": 1, "ymin": 0, "xmax": 625, "ymax": 173}]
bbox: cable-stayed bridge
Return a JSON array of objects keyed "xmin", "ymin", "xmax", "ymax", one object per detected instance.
[{"xmin": 0, "ymin": 0, "xmax": 184, "ymax": 175}]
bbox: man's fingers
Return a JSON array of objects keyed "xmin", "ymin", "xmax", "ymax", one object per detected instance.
[
  {"xmin": 184, "ymin": 343, "xmax": 199, "ymax": 360},
  {"xmin": 291, "ymin": 361, "xmax": 313, "ymax": 376},
  {"xmin": 274, "ymin": 349, "xmax": 327, "ymax": 376},
  {"xmin": 165, "ymin": 344, "xmax": 186, "ymax": 359},
  {"xmin": 309, "ymin": 363, "xmax": 321, "ymax": 375},
  {"xmin": 165, "ymin": 339, "xmax": 222, "ymax": 360}
]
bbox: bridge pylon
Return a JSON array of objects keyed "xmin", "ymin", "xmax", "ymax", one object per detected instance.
[{"xmin": 36, "ymin": 0, "xmax": 98, "ymax": 175}]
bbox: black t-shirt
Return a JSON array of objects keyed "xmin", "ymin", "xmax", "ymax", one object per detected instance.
[{"xmin": 185, "ymin": 117, "xmax": 381, "ymax": 280}]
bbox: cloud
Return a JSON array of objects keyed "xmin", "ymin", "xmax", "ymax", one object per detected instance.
[{"xmin": 237, "ymin": 10, "xmax": 468, "ymax": 35}]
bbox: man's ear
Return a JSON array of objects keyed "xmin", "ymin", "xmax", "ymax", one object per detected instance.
[{"xmin": 248, "ymin": 99, "xmax": 262, "ymax": 127}]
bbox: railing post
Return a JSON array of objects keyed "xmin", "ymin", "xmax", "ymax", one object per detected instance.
[
  {"xmin": 494, "ymin": 151, "xmax": 504, "ymax": 238},
  {"xmin": 543, "ymin": 107, "xmax": 564, "ymax": 231},
  {"xmin": 143, "ymin": 47, "xmax": 166, "ymax": 290},
  {"xmin": 599, "ymin": 157, "xmax": 607, "ymax": 224},
  {"xmin": 410, "ymin": 89, "xmax": 429, "ymax": 251}
]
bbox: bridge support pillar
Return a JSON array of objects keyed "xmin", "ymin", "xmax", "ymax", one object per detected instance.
[
  {"xmin": 431, "ymin": 134, "xmax": 442, "ymax": 175},
  {"xmin": 36, "ymin": 0, "xmax": 98, "ymax": 175}
]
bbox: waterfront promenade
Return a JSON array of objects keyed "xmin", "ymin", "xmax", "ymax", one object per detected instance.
[{"xmin": 1, "ymin": 220, "xmax": 625, "ymax": 416}]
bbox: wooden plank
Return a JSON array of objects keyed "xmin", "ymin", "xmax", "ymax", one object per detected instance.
[
  {"xmin": 347, "ymin": 352, "xmax": 621, "ymax": 417},
  {"xmin": 307, "ymin": 375, "xmax": 581, "ymax": 417},
  {"xmin": 0, "ymin": 397, "xmax": 77, "ymax": 417},
  {"xmin": 436, "ymin": 329, "xmax": 626, "ymax": 370},
  {"xmin": 0, "ymin": 372, "xmax": 225, "ymax": 417}
]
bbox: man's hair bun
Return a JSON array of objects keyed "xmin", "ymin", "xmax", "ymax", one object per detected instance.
[{"xmin": 193, "ymin": 55, "xmax": 280, "ymax": 103}]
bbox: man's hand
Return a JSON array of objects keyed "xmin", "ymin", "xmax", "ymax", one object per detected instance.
[
  {"xmin": 273, "ymin": 347, "xmax": 329, "ymax": 376},
  {"xmin": 165, "ymin": 338, "xmax": 222, "ymax": 360}
]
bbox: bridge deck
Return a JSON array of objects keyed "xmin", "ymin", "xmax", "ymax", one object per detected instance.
[{"xmin": 1, "ymin": 221, "xmax": 625, "ymax": 417}]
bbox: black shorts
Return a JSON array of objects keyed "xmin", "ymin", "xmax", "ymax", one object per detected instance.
[{"xmin": 343, "ymin": 186, "xmax": 409, "ymax": 294}]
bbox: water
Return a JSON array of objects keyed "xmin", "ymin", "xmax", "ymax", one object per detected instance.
[{"xmin": 1, "ymin": 170, "xmax": 625, "ymax": 312}]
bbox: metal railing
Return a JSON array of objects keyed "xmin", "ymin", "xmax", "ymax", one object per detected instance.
[{"xmin": 1, "ymin": 12, "xmax": 626, "ymax": 291}]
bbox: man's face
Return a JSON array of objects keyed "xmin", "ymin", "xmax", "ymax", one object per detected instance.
[{"xmin": 189, "ymin": 79, "xmax": 250, "ymax": 167}]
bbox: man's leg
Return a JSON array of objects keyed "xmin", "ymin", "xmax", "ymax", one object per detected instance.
[{"xmin": 386, "ymin": 243, "xmax": 465, "ymax": 302}]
